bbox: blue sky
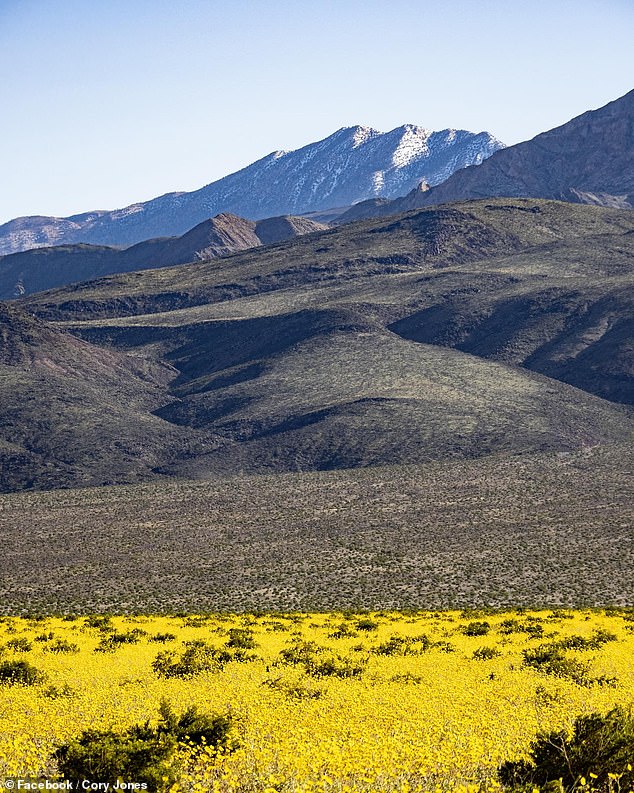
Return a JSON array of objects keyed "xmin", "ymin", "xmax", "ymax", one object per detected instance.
[{"xmin": 1, "ymin": 0, "xmax": 633, "ymax": 223}]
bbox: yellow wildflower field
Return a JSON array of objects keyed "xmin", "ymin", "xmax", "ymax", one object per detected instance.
[{"xmin": 0, "ymin": 610, "xmax": 633, "ymax": 791}]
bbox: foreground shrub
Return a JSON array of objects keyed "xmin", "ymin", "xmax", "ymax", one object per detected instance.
[
  {"xmin": 225, "ymin": 628, "xmax": 257, "ymax": 649},
  {"xmin": 373, "ymin": 633, "xmax": 431, "ymax": 656},
  {"xmin": 0, "ymin": 659, "xmax": 43, "ymax": 685},
  {"xmin": 45, "ymin": 639, "xmax": 80, "ymax": 654},
  {"xmin": 522, "ymin": 645, "xmax": 589, "ymax": 685},
  {"xmin": 6, "ymin": 637, "xmax": 33, "ymax": 652},
  {"xmin": 152, "ymin": 641, "xmax": 224, "ymax": 678},
  {"xmin": 54, "ymin": 700, "xmax": 234, "ymax": 792},
  {"xmin": 462, "ymin": 621, "xmax": 491, "ymax": 636},
  {"xmin": 473, "ymin": 646, "xmax": 502, "ymax": 660},
  {"xmin": 498, "ymin": 706, "xmax": 634, "ymax": 792},
  {"xmin": 278, "ymin": 639, "xmax": 367, "ymax": 677}
]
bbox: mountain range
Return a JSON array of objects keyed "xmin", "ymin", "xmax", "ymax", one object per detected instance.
[
  {"xmin": 0, "ymin": 125, "xmax": 502, "ymax": 255},
  {"xmin": 2, "ymin": 197, "xmax": 631, "ymax": 494}
]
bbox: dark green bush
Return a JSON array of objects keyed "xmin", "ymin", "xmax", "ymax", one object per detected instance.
[
  {"xmin": 6, "ymin": 637, "xmax": 32, "ymax": 652},
  {"xmin": 46, "ymin": 639, "xmax": 80, "ymax": 654},
  {"xmin": 499, "ymin": 619, "xmax": 522, "ymax": 634},
  {"xmin": 307, "ymin": 654, "xmax": 367, "ymax": 678},
  {"xmin": 373, "ymin": 634, "xmax": 431, "ymax": 656},
  {"xmin": 0, "ymin": 659, "xmax": 43, "ymax": 685},
  {"xmin": 95, "ymin": 630, "xmax": 144, "ymax": 653},
  {"xmin": 522, "ymin": 645, "xmax": 589, "ymax": 685},
  {"xmin": 328, "ymin": 623, "xmax": 358, "ymax": 639},
  {"xmin": 473, "ymin": 646, "xmax": 502, "ymax": 660},
  {"xmin": 225, "ymin": 628, "xmax": 257, "ymax": 649},
  {"xmin": 277, "ymin": 639, "xmax": 366, "ymax": 678},
  {"xmin": 150, "ymin": 633, "xmax": 176, "ymax": 643},
  {"xmin": 462, "ymin": 621, "xmax": 491, "ymax": 636},
  {"xmin": 499, "ymin": 706, "xmax": 634, "ymax": 792},
  {"xmin": 85, "ymin": 615, "xmax": 114, "ymax": 632},
  {"xmin": 279, "ymin": 640, "xmax": 322, "ymax": 666},
  {"xmin": 152, "ymin": 641, "xmax": 225, "ymax": 678},
  {"xmin": 355, "ymin": 618, "xmax": 379, "ymax": 632},
  {"xmin": 55, "ymin": 700, "xmax": 233, "ymax": 792}
]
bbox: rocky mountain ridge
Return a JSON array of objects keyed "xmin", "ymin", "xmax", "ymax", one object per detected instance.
[
  {"xmin": 0, "ymin": 125, "xmax": 502, "ymax": 254},
  {"xmin": 0, "ymin": 213, "xmax": 327, "ymax": 299},
  {"xmin": 337, "ymin": 90, "xmax": 634, "ymax": 222}
]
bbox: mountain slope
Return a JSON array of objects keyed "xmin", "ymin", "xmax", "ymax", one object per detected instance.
[
  {"xmin": 26, "ymin": 199, "xmax": 634, "ymax": 407},
  {"xmin": 338, "ymin": 89, "xmax": 634, "ymax": 223},
  {"xmin": 0, "ymin": 213, "xmax": 327, "ymax": 299},
  {"xmin": 4, "ymin": 198, "xmax": 632, "ymax": 493},
  {"xmin": 0, "ymin": 302, "xmax": 198, "ymax": 492},
  {"xmin": 0, "ymin": 125, "xmax": 502, "ymax": 254}
]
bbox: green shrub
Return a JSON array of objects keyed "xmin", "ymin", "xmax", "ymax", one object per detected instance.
[
  {"xmin": 498, "ymin": 706, "xmax": 634, "ymax": 792},
  {"xmin": 45, "ymin": 639, "xmax": 80, "ymax": 654},
  {"xmin": 522, "ymin": 645, "xmax": 589, "ymax": 685},
  {"xmin": 85, "ymin": 615, "xmax": 114, "ymax": 632},
  {"xmin": 373, "ymin": 634, "xmax": 431, "ymax": 656},
  {"xmin": 6, "ymin": 637, "xmax": 32, "ymax": 652},
  {"xmin": 355, "ymin": 618, "xmax": 379, "ymax": 632},
  {"xmin": 95, "ymin": 630, "xmax": 144, "ymax": 653},
  {"xmin": 42, "ymin": 683, "xmax": 76, "ymax": 699},
  {"xmin": 225, "ymin": 628, "xmax": 257, "ymax": 649},
  {"xmin": 150, "ymin": 633, "xmax": 176, "ymax": 643},
  {"xmin": 54, "ymin": 700, "xmax": 233, "ymax": 792},
  {"xmin": 152, "ymin": 641, "xmax": 225, "ymax": 678},
  {"xmin": 499, "ymin": 619, "xmax": 522, "ymax": 634},
  {"xmin": 328, "ymin": 623, "xmax": 358, "ymax": 639},
  {"xmin": 307, "ymin": 654, "xmax": 367, "ymax": 678},
  {"xmin": 279, "ymin": 640, "xmax": 322, "ymax": 666},
  {"xmin": 473, "ymin": 646, "xmax": 502, "ymax": 660},
  {"xmin": 462, "ymin": 621, "xmax": 491, "ymax": 636},
  {"xmin": 0, "ymin": 659, "xmax": 43, "ymax": 685},
  {"xmin": 277, "ymin": 639, "xmax": 366, "ymax": 678}
]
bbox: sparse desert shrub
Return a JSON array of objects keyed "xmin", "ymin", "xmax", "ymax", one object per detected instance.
[
  {"xmin": 462, "ymin": 621, "xmax": 491, "ymax": 636},
  {"xmin": 225, "ymin": 628, "xmax": 257, "ymax": 649},
  {"xmin": 278, "ymin": 640, "xmax": 322, "ymax": 666},
  {"xmin": 498, "ymin": 706, "xmax": 634, "ymax": 792},
  {"xmin": 152, "ymin": 641, "xmax": 225, "ymax": 678},
  {"xmin": 277, "ymin": 639, "xmax": 366, "ymax": 677},
  {"xmin": 307, "ymin": 654, "xmax": 367, "ymax": 678},
  {"xmin": 328, "ymin": 622, "xmax": 358, "ymax": 639},
  {"xmin": 263, "ymin": 676, "xmax": 324, "ymax": 700},
  {"xmin": 150, "ymin": 633, "xmax": 176, "ymax": 643},
  {"xmin": 0, "ymin": 659, "xmax": 43, "ymax": 685},
  {"xmin": 54, "ymin": 700, "xmax": 234, "ymax": 792},
  {"xmin": 556, "ymin": 629, "xmax": 616, "ymax": 651},
  {"xmin": 473, "ymin": 646, "xmax": 502, "ymax": 660},
  {"xmin": 522, "ymin": 645, "xmax": 589, "ymax": 685},
  {"xmin": 45, "ymin": 639, "xmax": 80, "ymax": 654},
  {"xmin": 499, "ymin": 619, "xmax": 522, "ymax": 634},
  {"xmin": 85, "ymin": 615, "xmax": 114, "ymax": 632},
  {"xmin": 95, "ymin": 630, "xmax": 144, "ymax": 653},
  {"xmin": 34, "ymin": 632, "xmax": 55, "ymax": 642},
  {"xmin": 42, "ymin": 683, "xmax": 76, "ymax": 699},
  {"xmin": 355, "ymin": 618, "xmax": 379, "ymax": 631},
  {"xmin": 6, "ymin": 637, "xmax": 32, "ymax": 652},
  {"xmin": 523, "ymin": 623, "xmax": 544, "ymax": 639},
  {"xmin": 373, "ymin": 634, "xmax": 431, "ymax": 656}
]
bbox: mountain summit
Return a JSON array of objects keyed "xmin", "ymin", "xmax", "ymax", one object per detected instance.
[{"xmin": 0, "ymin": 125, "xmax": 503, "ymax": 254}]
